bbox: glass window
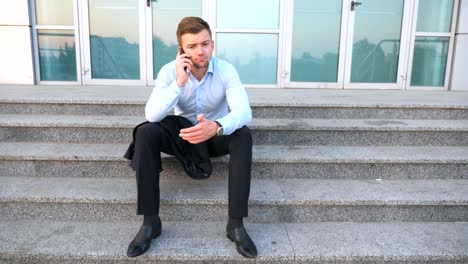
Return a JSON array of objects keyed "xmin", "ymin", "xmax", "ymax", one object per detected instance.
[
  {"xmin": 216, "ymin": 0, "xmax": 279, "ymax": 29},
  {"xmin": 350, "ymin": 0, "xmax": 404, "ymax": 83},
  {"xmin": 35, "ymin": 0, "xmax": 74, "ymax": 25},
  {"xmin": 416, "ymin": 0, "xmax": 454, "ymax": 32},
  {"xmin": 152, "ymin": 0, "xmax": 202, "ymax": 78},
  {"xmin": 291, "ymin": 0, "xmax": 342, "ymax": 82},
  {"xmin": 216, "ymin": 33, "xmax": 278, "ymax": 84},
  {"xmin": 38, "ymin": 30, "xmax": 77, "ymax": 81},
  {"xmin": 89, "ymin": 0, "xmax": 140, "ymax": 79},
  {"xmin": 410, "ymin": 37, "xmax": 449, "ymax": 86}
]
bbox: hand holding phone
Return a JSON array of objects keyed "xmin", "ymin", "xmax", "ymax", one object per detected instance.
[
  {"xmin": 176, "ymin": 47, "xmax": 190, "ymax": 87},
  {"xmin": 179, "ymin": 48, "xmax": 188, "ymax": 72}
]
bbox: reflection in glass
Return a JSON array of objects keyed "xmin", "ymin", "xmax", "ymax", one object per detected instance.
[
  {"xmin": 152, "ymin": 0, "xmax": 202, "ymax": 78},
  {"xmin": 351, "ymin": 0, "xmax": 403, "ymax": 83},
  {"xmin": 89, "ymin": 0, "xmax": 139, "ymax": 79},
  {"xmin": 291, "ymin": 0, "xmax": 341, "ymax": 82},
  {"xmin": 38, "ymin": 30, "xmax": 77, "ymax": 81},
  {"xmin": 411, "ymin": 37, "xmax": 449, "ymax": 87},
  {"xmin": 216, "ymin": 34, "xmax": 278, "ymax": 84},
  {"xmin": 417, "ymin": 0, "xmax": 453, "ymax": 32},
  {"xmin": 217, "ymin": 0, "xmax": 279, "ymax": 29},
  {"xmin": 35, "ymin": 0, "xmax": 74, "ymax": 25}
]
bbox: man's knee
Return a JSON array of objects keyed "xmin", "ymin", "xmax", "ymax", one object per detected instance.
[{"xmin": 136, "ymin": 122, "xmax": 164, "ymax": 142}]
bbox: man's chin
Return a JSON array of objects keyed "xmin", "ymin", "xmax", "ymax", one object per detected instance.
[{"xmin": 193, "ymin": 63, "xmax": 209, "ymax": 69}]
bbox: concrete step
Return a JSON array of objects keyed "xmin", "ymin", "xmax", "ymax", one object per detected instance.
[
  {"xmin": 0, "ymin": 219, "xmax": 467, "ymax": 263},
  {"xmin": 3, "ymin": 101, "xmax": 468, "ymax": 119},
  {"xmin": 1, "ymin": 114, "xmax": 468, "ymax": 145},
  {"xmin": 0, "ymin": 142, "xmax": 467, "ymax": 180},
  {"xmin": 1, "ymin": 85, "xmax": 468, "ymax": 119},
  {"xmin": 1, "ymin": 176, "xmax": 467, "ymax": 222}
]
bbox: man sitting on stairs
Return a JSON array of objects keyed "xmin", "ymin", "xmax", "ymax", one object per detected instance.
[{"xmin": 124, "ymin": 16, "xmax": 257, "ymax": 258}]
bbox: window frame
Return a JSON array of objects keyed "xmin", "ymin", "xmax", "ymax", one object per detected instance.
[
  {"xmin": 406, "ymin": 0, "xmax": 460, "ymax": 90},
  {"xmin": 208, "ymin": 0, "xmax": 285, "ymax": 88},
  {"xmin": 31, "ymin": 0, "xmax": 82, "ymax": 85}
]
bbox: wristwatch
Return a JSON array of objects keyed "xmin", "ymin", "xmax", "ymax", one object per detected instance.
[{"xmin": 214, "ymin": 121, "xmax": 224, "ymax": 136}]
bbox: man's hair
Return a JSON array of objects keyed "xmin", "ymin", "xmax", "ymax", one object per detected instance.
[{"xmin": 176, "ymin": 17, "xmax": 212, "ymax": 46}]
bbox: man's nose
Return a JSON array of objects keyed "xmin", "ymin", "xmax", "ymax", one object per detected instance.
[{"xmin": 195, "ymin": 45, "xmax": 204, "ymax": 54}]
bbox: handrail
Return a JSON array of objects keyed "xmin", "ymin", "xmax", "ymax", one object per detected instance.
[{"xmin": 353, "ymin": 38, "xmax": 400, "ymax": 81}]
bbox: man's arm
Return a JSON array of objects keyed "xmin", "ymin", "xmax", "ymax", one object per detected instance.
[
  {"xmin": 215, "ymin": 63, "xmax": 252, "ymax": 135},
  {"xmin": 179, "ymin": 63, "xmax": 251, "ymax": 144},
  {"xmin": 145, "ymin": 66, "xmax": 181, "ymax": 122},
  {"xmin": 145, "ymin": 50, "xmax": 193, "ymax": 122}
]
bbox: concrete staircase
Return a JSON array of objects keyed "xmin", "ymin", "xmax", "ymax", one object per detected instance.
[{"xmin": 0, "ymin": 85, "xmax": 467, "ymax": 263}]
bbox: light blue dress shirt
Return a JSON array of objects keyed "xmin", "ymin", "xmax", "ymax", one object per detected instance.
[{"xmin": 145, "ymin": 56, "xmax": 252, "ymax": 135}]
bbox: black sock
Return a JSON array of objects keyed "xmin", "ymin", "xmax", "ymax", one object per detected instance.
[
  {"xmin": 227, "ymin": 217, "xmax": 243, "ymax": 229},
  {"xmin": 143, "ymin": 215, "xmax": 159, "ymax": 225}
]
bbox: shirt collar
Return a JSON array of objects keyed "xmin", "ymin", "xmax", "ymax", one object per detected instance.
[
  {"xmin": 207, "ymin": 57, "xmax": 214, "ymax": 74},
  {"xmin": 194, "ymin": 57, "xmax": 215, "ymax": 85}
]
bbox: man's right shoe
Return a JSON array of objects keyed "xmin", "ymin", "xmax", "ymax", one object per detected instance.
[
  {"xmin": 127, "ymin": 218, "xmax": 162, "ymax": 258},
  {"xmin": 227, "ymin": 225, "xmax": 258, "ymax": 258}
]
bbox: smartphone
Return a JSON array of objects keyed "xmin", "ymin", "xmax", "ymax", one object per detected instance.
[{"xmin": 180, "ymin": 48, "xmax": 188, "ymax": 72}]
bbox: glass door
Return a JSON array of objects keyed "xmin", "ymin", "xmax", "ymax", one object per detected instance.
[
  {"xmin": 146, "ymin": 0, "xmax": 204, "ymax": 85},
  {"xmin": 81, "ymin": 0, "xmax": 147, "ymax": 85},
  {"xmin": 343, "ymin": 0, "xmax": 412, "ymax": 89},
  {"xmin": 283, "ymin": 0, "xmax": 348, "ymax": 88},
  {"xmin": 284, "ymin": 0, "xmax": 412, "ymax": 89}
]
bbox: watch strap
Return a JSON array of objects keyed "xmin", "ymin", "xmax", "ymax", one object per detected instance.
[{"xmin": 214, "ymin": 121, "xmax": 223, "ymax": 136}]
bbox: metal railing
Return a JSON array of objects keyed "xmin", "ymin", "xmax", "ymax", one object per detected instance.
[{"xmin": 353, "ymin": 39, "xmax": 400, "ymax": 82}]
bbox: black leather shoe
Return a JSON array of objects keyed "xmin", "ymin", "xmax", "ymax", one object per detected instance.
[
  {"xmin": 226, "ymin": 225, "xmax": 258, "ymax": 258},
  {"xmin": 127, "ymin": 219, "xmax": 162, "ymax": 258}
]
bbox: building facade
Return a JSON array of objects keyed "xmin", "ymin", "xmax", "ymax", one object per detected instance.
[{"xmin": 1, "ymin": 0, "xmax": 467, "ymax": 90}]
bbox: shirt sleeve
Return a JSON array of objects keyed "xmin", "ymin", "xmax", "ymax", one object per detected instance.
[
  {"xmin": 145, "ymin": 62, "xmax": 182, "ymax": 122},
  {"xmin": 216, "ymin": 63, "xmax": 252, "ymax": 135}
]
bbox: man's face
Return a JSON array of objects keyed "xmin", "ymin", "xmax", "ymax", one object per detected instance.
[{"xmin": 180, "ymin": 29, "xmax": 214, "ymax": 70}]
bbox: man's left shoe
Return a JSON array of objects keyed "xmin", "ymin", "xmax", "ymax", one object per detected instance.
[
  {"xmin": 226, "ymin": 225, "xmax": 258, "ymax": 258},
  {"xmin": 127, "ymin": 218, "xmax": 162, "ymax": 258}
]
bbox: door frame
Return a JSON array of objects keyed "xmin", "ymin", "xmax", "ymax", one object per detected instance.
[
  {"xmin": 80, "ymin": 0, "xmax": 148, "ymax": 85},
  {"xmin": 208, "ymin": 0, "xmax": 284, "ymax": 89},
  {"xmin": 343, "ymin": 0, "xmax": 412, "ymax": 89},
  {"xmin": 32, "ymin": 0, "xmax": 83, "ymax": 85},
  {"xmin": 406, "ymin": 0, "xmax": 460, "ymax": 90},
  {"xmin": 146, "ymin": 0, "xmax": 210, "ymax": 86},
  {"xmin": 282, "ymin": 0, "xmax": 413, "ymax": 89},
  {"xmin": 282, "ymin": 0, "xmax": 349, "ymax": 89}
]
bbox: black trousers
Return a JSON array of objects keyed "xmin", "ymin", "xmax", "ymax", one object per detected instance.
[{"xmin": 133, "ymin": 120, "xmax": 252, "ymax": 218}]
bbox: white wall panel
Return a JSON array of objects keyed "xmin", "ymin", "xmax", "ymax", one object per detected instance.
[
  {"xmin": 0, "ymin": 0, "xmax": 30, "ymax": 26},
  {"xmin": 0, "ymin": 27, "xmax": 34, "ymax": 84},
  {"xmin": 457, "ymin": 0, "xmax": 468, "ymax": 33},
  {"xmin": 451, "ymin": 35, "xmax": 468, "ymax": 90}
]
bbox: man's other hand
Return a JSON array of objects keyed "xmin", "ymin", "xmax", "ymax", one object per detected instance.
[{"xmin": 179, "ymin": 114, "xmax": 218, "ymax": 144}]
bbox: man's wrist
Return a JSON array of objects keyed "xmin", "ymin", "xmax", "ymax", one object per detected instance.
[
  {"xmin": 176, "ymin": 79, "xmax": 184, "ymax": 88},
  {"xmin": 214, "ymin": 121, "xmax": 223, "ymax": 136}
]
